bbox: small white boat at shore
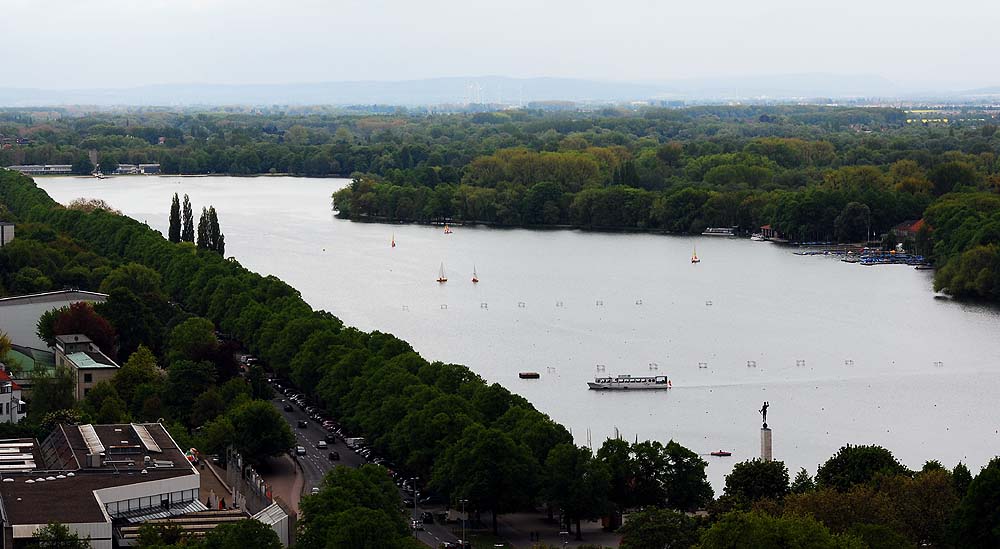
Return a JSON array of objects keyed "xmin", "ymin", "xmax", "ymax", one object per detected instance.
[{"xmin": 588, "ymin": 374, "xmax": 671, "ymax": 390}]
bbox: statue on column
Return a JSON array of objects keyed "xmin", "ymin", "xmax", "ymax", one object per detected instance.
[{"xmin": 759, "ymin": 401, "xmax": 769, "ymax": 429}]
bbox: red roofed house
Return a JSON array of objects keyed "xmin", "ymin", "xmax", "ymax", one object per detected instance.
[{"xmin": 891, "ymin": 219, "xmax": 925, "ymax": 240}]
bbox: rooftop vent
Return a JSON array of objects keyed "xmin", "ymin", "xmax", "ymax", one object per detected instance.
[
  {"xmin": 2, "ymin": 478, "xmax": 13, "ymax": 483},
  {"xmin": 45, "ymin": 476, "xmax": 55, "ymax": 481},
  {"xmin": 66, "ymin": 472, "xmax": 75, "ymax": 477},
  {"xmin": 24, "ymin": 480, "xmax": 33, "ymax": 484}
]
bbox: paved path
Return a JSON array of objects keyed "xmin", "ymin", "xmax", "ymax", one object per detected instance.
[{"xmin": 259, "ymin": 454, "xmax": 303, "ymax": 515}]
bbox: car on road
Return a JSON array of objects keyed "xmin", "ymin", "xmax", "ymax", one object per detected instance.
[
  {"xmin": 283, "ymin": 404, "xmax": 294, "ymax": 412},
  {"xmin": 310, "ymin": 487, "xmax": 320, "ymax": 495},
  {"xmin": 410, "ymin": 520, "xmax": 423, "ymax": 531},
  {"xmin": 325, "ymin": 433, "xmax": 336, "ymax": 443},
  {"xmin": 317, "ymin": 440, "xmax": 327, "ymax": 449},
  {"xmin": 295, "ymin": 446, "xmax": 306, "ymax": 456},
  {"xmin": 421, "ymin": 511, "xmax": 434, "ymax": 524},
  {"xmin": 296, "ymin": 420, "xmax": 308, "ymax": 428},
  {"xmin": 328, "ymin": 451, "xmax": 340, "ymax": 461}
]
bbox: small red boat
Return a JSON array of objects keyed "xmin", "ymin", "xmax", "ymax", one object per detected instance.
[{"xmin": 710, "ymin": 450, "xmax": 732, "ymax": 457}]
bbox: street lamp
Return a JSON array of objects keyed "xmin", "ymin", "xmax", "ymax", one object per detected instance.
[
  {"xmin": 459, "ymin": 498, "xmax": 468, "ymax": 545},
  {"xmin": 409, "ymin": 476, "xmax": 420, "ymax": 536}
]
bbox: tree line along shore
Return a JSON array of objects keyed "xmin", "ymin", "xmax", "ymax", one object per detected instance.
[
  {"xmin": 3, "ymin": 162, "xmax": 1000, "ymax": 547},
  {"xmin": 2, "ymin": 105, "xmax": 997, "ymax": 301}
]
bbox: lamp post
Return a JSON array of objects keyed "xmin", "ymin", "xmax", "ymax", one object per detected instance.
[
  {"xmin": 459, "ymin": 498, "xmax": 468, "ymax": 545},
  {"xmin": 409, "ymin": 477, "xmax": 419, "ymax": 537}
]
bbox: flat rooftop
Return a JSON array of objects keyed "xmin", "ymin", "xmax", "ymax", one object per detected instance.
[
  {"xmin": 66, "ymin": 351, "xmax": 118, "ymax": 369},
  {"xmin": 0, "ymin": 423, "xmax": 198, "ymax": 526}
]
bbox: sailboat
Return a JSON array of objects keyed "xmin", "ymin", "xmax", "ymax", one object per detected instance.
[
  {"xmin": 691, "ymin": 245, "xmax": 700, "ymax": 264},
  {"xmin": 472, "ymin": 265, "xmax": 479, "ymax": 284},
  {"xmin": 391, "ymin": 233, "xmax": 395, "ymax": 248},
  {"xmin": 436, "ymin": 262, "xmax": 448, "ymax": 283}
]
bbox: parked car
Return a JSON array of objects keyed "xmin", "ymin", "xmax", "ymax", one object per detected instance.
[
  {"xmin": 297, "ymin": 420, "xmax": 308, "ymax": 428},
  {"xmin": 310, "ymin": 487, "xmax": 320, "ymax": 495},
  {"xmin": 328, "ymin": 451, "xmax": 340, "ymax": 461},
  {"xmin": 295, "ymin": 446, "xmax": 306, "ymax": 456}
]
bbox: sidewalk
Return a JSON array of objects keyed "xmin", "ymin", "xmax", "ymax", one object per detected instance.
[{"xmin": 259, "ymin": 454, "xmax": 304, "ymax": 514}]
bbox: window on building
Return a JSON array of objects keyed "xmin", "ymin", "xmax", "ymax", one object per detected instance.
[{"xmin": 84, "ymin": 373, "xmax": 93, "ymax": 383}]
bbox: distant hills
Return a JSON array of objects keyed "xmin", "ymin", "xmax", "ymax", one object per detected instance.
[{"xmin": 0, "ymin": 75, "xmax": 995, "ymax": 107}]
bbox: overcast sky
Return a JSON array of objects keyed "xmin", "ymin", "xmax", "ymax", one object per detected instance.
[{"xmin": 2, "ymin": 0, "xmax": 997, "ymax": 90}]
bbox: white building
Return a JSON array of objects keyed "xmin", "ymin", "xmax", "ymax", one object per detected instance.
[
  {"xmin": 5, "ymin": 165, "xmax": 73, "ymax": 175},
  {"xmin": 0, "ymin": 290, "xmax": 108, "ymax": 350}
]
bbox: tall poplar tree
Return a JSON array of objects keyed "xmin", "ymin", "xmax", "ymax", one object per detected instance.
[
  {"xmin": 181, "ymin": 194, "xmax": 194, "ymax": 242},
  {"xmin": 196, "ymin": 207, "xmax": 209, "ymax": 249},
  {"xmin": 168, "ymin": 193, "xmax": 181, "ymax": 242},
  {"xmin": 208, "ymin": 206, "xmax": 225, "ymax": 256}
]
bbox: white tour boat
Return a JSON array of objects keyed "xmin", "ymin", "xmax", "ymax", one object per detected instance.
[{"xmin": 588, "ymin": 374, "xmax": 671, "ymax": 390}]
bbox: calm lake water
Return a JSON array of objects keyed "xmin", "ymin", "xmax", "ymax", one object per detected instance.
[{"xmin": 39, "ymin": 176, "xmax": 1000, "ymax": 491}]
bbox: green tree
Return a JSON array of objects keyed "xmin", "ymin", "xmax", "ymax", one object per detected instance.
[
  {"xmin": 952, "ymin": 457, "xmax": 1000, "ymax": 548},
  {"xmin": 97, "ymin": 154, "xmax": 118, "ymax": 175},
  {"xmin": 202, "ymin": 519, "xmax": 281, "ymax": 549},
  {"xmin": 166, "ymin": 317, "xmax": 218, "ymax": 365},
  {"xmin": 816, "ymin": 444, "xmax": 909, "ymax": 491},
  {"xmin": 29, "ymin": 366, "xmax": 76, "ymax": 418},
  {"xmin": 197, "ymin": 207, "xmax": 209, "ymax": 249},
  {"xmin": 834, "ymin": 202, "xmax": 871, "ymax": 242},
  {"xmin": 431, "ymin": 424, "xmax": 540, "ymax": 534},
  {"xmin": 298, "ymin": 465, "xmax": 416, "ymax": 549},
  {"xmin": 953, "ymin": 462, "xmax": 973, "ymax": 498},
  {"xmin": 596, "ymin": 437, "xmax": 636, "ymax": 511},
  {"xmin": 698, "ymin": 511, "xmax": 863, "ymax": 549},
  {"xmin": 71, "ymin": 155, "xmax": 94, "ymax": 176},
  {"xmin": 168, "ymin": 193, "xmax": 181, "ymax": 243},
  {"xmin": 723, "ymin": 459, "xmax": 790, "ymax": 504},
  {"xmin": 543, "ymin": 443, "xmax": 611, "ymax": 539},
  {"xmin": 35, "ymin": 307, "xmax": 64, "ymax": 348},
  {"xmin": 791, "ymin": 467, "xmax": 816, "ymax": 494},
  {"xmin": 181, "ymin": 194, "xmax": 195, "ymax": 242},
  {"xmin": 135, "ymin": 522, "xmax": 186, "ymax": 547},
  {"xmin": 619, "ymin": 507, "xmax": 699, "ymax": 549},
  {"xmin": 632, "ymin": 440, "xmax": 713, "ymax": 511},
  {"xmin": 228, "ymin": 400, "xmax": 295, "ymax": 464},
  {"xmin": 113, "ymin": 345, "xmax": 162, "ymax": 409},
  {"xmin": 29, "ymin": 522, "xmax": 90, "ymax": 549}
]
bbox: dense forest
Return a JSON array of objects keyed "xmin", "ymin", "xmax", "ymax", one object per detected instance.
[
  {"xmin": 2, "ymin": 105, "xmax": 997, "ymax": 301},
  {"xmin": 5, "ymin": 166, "xmax": 1000, "ymax": 547}
]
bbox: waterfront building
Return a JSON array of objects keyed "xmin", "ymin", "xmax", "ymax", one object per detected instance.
[{"xmin": 5, "ymin": 165, "xmax": 72, "ymax": 175}]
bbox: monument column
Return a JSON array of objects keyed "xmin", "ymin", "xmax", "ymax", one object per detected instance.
[{"xmin": 759, "ymin": 401, "xmax": 772, "ymax": 461}]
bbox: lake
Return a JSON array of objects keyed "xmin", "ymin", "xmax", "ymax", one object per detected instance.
[{"xmin": 38, "ymin": 175, "xmax": 1000, "ymax": 491}]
